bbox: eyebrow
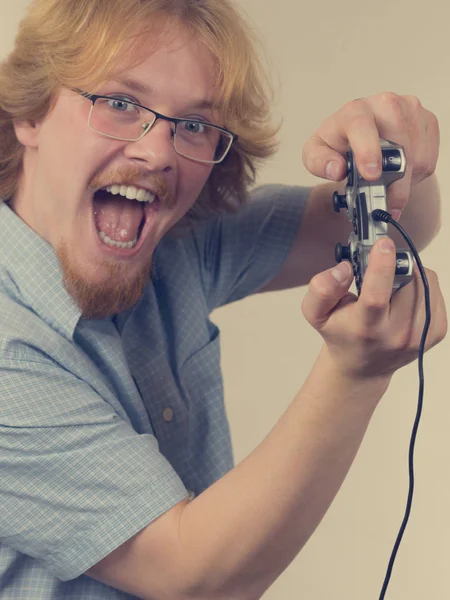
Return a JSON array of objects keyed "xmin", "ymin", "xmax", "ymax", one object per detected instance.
[{"xmin": 114, "ymin": 76, "xmax": 216, "ymax": 111}]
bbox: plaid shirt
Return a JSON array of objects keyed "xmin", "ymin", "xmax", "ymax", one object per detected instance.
[{"xmin": 0, "ymin": 185, "xmax": 308, "ymax": 598}]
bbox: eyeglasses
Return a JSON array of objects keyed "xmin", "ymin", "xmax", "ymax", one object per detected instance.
[{"xmin": 73, "ymin": 88, "xmax": 238, "ymax": 164}]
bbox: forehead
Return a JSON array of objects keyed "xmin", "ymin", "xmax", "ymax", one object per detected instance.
[{"xmin": 104, "ymin": 23, "xmax": 219, "ymax": 109}]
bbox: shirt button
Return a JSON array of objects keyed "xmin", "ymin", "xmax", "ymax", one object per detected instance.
[{"xmin": 162, "ymin": 407, "xmax": 174, "ymax": 422}]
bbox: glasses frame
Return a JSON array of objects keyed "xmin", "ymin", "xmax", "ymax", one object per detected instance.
[{"xmin": 73, "ymin": 88, "xmax": 238, "ymax": 165}]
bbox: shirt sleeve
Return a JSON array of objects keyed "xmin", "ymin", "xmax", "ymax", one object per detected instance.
[
  {"xmin": 190, "ymin": 184, "xmax": 311, "ymax": 312},
  {"xmin": 0, "ymin": 355, "xmax": 189, "ymax": 582}
]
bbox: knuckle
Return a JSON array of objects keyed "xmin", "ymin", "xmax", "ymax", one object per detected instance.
[
  {"xmin": 346, "ymin": 97, "xmax": 366, "ymax": 111},
  {"xmin": 405, "ymin": 94, "xmax": 423, "ymax": 114},
  {"xmin": 363, "ymin": 294, "xmax": 388, "ymax": 312},
  {"xmin": 415, "ymin": 156, "xmax": 432, "ymax": 178},
  {"xmin": 341, "ymin": 100, "xmax": 368, "ymax": 125},
  {"xmin": 424, "ymin": 160, "xmax": 435, "ymax": 178},
  {"xmin": 309, "ymin": 276, "xmax": 331, "ymax": 301},
  {"xmin": 348, "ymin": 113, "xmax": 372, "ymax": 132},
  {"xmin": 379, "ymin": 92, "xmax": 407, "ymax": 126},
  {"xmin": 378, "ymin": 91, "xmax": 402, "ymax": 108},
  {"xmin": 391, "ymin": 327, "xmax": 414, "ymax": 353}
]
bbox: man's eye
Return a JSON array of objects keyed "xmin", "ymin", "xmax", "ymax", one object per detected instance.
[
  {"xmin": 183, "ymin": 121, "xmax": 206, "ymax": 134},
  {"xmin": 107, "ymin": 99, "xmax": 134, "ymax": 112}
]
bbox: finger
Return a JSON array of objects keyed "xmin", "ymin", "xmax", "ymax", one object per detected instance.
[
  {"xmin": 365, "ymin": 96, "xmax": 439, "ymax": 214},
  {"xmin": 364, "ymin": 94, "xmax": 415, "ymax": 213},
  {"xmin": 303, "ymin": 99, "xmax": 384, "ymax": 182},
  {"xmin": 340, "ymin": 108, "xmax": 384, "ymax": 181},
  {"xmin": 390, "ymin": 266, "xmax": 447, "ymax": 352},
  {"xmin": 422, "ymin": 108, "xmax": 440, "ymax": 177},
  {"xmin": 302, "ymin": 135, "xmax": 349, "ymax": 182},
  {"xmin": 404, "ymin": 104, "xmax": 440, "ymax": 187},
  {"xmin": 356, "ymin": 237, "xmax": 397, "ymax": 328},
  {"xmin": 387, "ymin": 107, "xmax": 439, "ymax": 216},
  {"xmin": 302, "ymin": 261, "xmax": 355, "ymax": 330},
  {"xmin": 410, "ymin": 267, "xmax": 447, "ymax": 351},
  {"xmin": 427, "ymin": 271, "xmax": 448, "ymax": 349},
  {"xmin": 374, "ymin": 96, "xmax": 440, "ymax": 182},
  {"xmin": 389, "ymin": 264, "xmax": 423, "ymax": 342}
]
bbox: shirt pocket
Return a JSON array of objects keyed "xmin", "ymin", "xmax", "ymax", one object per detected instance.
[
  {"xmin": 180, "ymin": 324, "xmax": 222, "ymax": 401},
  {"xmin": 179, "ymin": 324, "xmax": 232, "ymax": 487}
]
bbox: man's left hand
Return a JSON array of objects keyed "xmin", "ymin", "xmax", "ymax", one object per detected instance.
[{"xmin": 302, "ymin": 93, "xmax": 440, "ymax": 221}]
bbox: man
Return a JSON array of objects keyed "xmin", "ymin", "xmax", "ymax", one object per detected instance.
[{"xmin": 0, "ymin": 0, "xmax": 446, "ymax": 599}]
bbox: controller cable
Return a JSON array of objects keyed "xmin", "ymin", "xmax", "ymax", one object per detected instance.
[{"xmin": 372, "ymin": 209, "xmax": 431, "ymax": 600}]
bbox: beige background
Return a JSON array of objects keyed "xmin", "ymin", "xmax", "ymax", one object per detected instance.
[{"xmin": 1, "ymin": 1, "xmax": 450, "ymax": 599}]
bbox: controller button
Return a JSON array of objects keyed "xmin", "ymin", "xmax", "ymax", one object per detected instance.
[
  {"xmin": 333, "ymin": 192, "xmax": 347, "ymax": 213},
  {"xmin": 346, "ymin": 152, "xmax": 354, "ymax": 186},
  {"xmin": 335, "ymin": 243, "xmax": 351, "ymax": 263},
  {"xmin": 382, "ymin": 149, "xmax": 403, "ymax": 172}
]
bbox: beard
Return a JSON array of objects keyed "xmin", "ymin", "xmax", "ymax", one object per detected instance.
[
  {"xmin": 57, "ymin": 239, "xmax": 153, "ymax": 319},
  {"xmin": 56, "ymin": 166, "xmax": 171, "ymax": 319}
]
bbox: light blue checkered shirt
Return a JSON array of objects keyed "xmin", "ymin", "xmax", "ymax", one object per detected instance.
[{"xmin": 0, "ymin": 185, "xmax": 309, "ymax": 598}]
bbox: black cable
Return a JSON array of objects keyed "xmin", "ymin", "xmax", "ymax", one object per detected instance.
[{"xmin": 371, "ymin": 209, "xmax": 432, "ymax": 599}]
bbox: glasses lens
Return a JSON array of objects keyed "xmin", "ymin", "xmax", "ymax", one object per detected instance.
[
  {"xmin": 90, "ymin": 98, "xmax": 152, "ymax": 141},
  {"xmin": 90, "ymin": 98, "xmax": 233, "ymax": 162},
  {"xmin": 174, "ymin": 121, "xmax": 233, "ymax": 163}
]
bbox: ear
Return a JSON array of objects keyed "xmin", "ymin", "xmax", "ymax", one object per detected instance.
[{"xmin": 13, "ymin": 119, "xmax": 42, "ymax": 149}]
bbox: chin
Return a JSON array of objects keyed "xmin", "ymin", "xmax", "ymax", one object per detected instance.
[{"xmin": 57, "ymin": 240, "xmax": 153, "ymax": 319}]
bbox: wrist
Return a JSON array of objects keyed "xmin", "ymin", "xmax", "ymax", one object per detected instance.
[{"xmin": 304, "ymin": 345, "xmax": 392, "ymax": 414}]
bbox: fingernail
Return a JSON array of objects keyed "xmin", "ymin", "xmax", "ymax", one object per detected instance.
[
  {"xmin": 331, "ymin": 262, "xmax": 351, "ymax": 282},
  {"xmin": 366, "ymin": 162, "xmax": 381, "ymax": 176},
  {"xmin": 378, "ymin": 238, "xmax": 394, "ymax": 254},
  {"xmin": 391, "ymin": 209, "xmax": 402, "ymax": 221},
  {"xmin": 326, "ymin": 161, "xmax": 340, "ymax": 180}
]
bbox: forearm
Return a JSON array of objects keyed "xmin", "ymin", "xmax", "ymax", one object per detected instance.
[{"xmin": 179, "ymin": 347, "xmax": 391, "ymax": 600}]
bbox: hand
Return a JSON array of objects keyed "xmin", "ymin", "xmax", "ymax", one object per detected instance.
[
  {"xmin": 302, "ymin": 93, "xmax": 440, "ymax": 220},
  {"xmin": 301, "ymin": 237, "xmax": 447, "ymax": 380}
]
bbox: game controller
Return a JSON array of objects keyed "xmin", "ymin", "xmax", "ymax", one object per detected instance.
[{"xmin": 333, "ymin": 138, "xmax": 414, "ymax": 295}]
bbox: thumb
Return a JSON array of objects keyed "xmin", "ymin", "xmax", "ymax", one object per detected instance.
[{"xmin": 302, "ymin": 261, "xmax": 354, "ymax": 329}]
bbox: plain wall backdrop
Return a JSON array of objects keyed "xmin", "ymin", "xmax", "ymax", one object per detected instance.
[{"xmin": 1, "ymin": 1, "xmax": 449, "ymax": 598}]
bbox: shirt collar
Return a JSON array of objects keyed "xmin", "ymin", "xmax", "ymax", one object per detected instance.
[{"xmin": 0, "ymin": 201, "xmax": 83, "ymax": 341}]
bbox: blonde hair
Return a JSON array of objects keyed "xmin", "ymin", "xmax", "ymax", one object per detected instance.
[{"xmin": 0, "ymin": 0, "xmax": 279, "ymax": 218}]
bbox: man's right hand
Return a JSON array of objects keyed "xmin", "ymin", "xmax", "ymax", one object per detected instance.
[{"xmin": 301, "ymin": 236, "xmax": 448, "ymax": 381}]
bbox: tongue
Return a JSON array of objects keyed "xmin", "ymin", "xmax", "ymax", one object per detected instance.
[{"xmin": 93, "ymin": 190, "xmax": 144, "ymax": 242}]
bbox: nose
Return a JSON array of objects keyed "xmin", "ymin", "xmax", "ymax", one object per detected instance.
[{"xmin": 123, "ymin": 118, "xmax": 176, "ymax": 172}]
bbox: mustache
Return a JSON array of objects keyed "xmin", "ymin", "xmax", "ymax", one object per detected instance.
[{"xmin": 88, "ymin": 166, "xmax": 174, "ymax": 207}]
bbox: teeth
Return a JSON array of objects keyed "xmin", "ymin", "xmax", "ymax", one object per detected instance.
[
  {"xmin": 126, "ymin": 186, "xmax": 137, "ymax": 200},
  {"xmin": 104, "ymin": 185, "xmax": 155, "ymax": 203},
  {"xmin": 98, "ymin": 231, "xmax": 138, "ymax": 249},
  {"xmin": 136, "ymin": 189, "xmax": 148, "ymax": 202}
]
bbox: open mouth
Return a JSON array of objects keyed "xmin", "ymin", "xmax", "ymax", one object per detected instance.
[{"xmin": 92, "ymin": 185, "xmax": 158, "ymax": 252}]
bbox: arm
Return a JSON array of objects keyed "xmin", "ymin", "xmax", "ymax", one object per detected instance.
[
  {"xmin": 87, "ymin": 240, "xmax": 447, "ymax": 600},
  {"xmin": 88, "ymin": 351, "xmax": 389, "ymax": 600},
  {"xmin": 259, "ymin": 173, "xmax": 441, "ymax": 292}
]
